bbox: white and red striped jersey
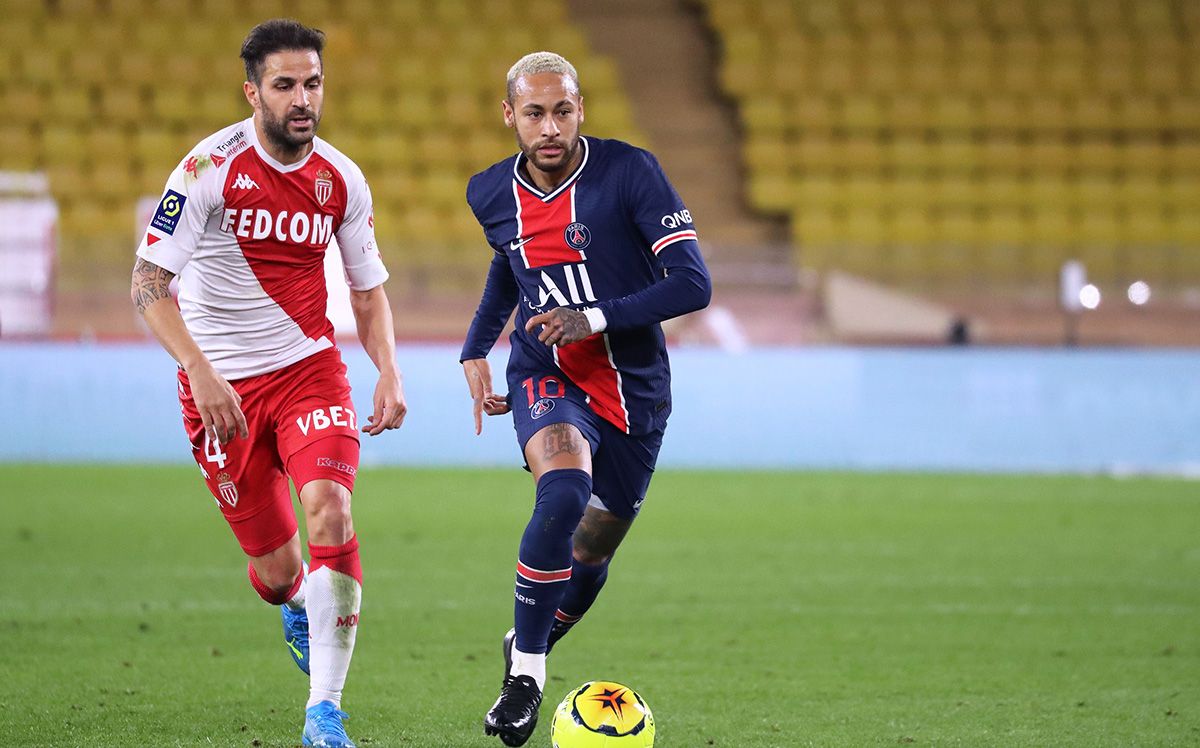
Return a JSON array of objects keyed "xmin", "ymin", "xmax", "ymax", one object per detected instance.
[{"xmin": 137, "ymin": 118, "xmax": 388, "ymax": 380}]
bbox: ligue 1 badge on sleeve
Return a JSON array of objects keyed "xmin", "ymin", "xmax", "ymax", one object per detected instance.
[{"xmin": 315, "ymin": 169, "xmax": 333, "ymax": 205}]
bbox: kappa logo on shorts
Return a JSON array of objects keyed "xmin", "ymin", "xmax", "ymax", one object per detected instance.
[
  {"xmin": 316, "ymin": 457, "xmax": 357, "ymax": 477},
  {"xmin": 215, "ymin": 471, "xmax": 239, "ymax": 507},
  {"xmin": 531, "ymin": 397, "xmax": 555, "ymax": 419}
]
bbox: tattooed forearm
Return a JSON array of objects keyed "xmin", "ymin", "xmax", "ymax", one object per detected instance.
[
  {"xmin": 554, "ymin": 308, "xmax": 592, "ymax": 342},
  {"xmin": 131, "ymin": 258, "xmax": 175, "ymax": 314},
  {"xmin": 542, "ymin": 422, "xmax": 585, "ymax": 461}
]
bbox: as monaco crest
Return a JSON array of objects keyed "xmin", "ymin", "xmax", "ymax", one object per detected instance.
[
  {"xmin": 315, "ymin": 169, "xmax": 333, "ymax": 206},
  {"xmin": 216, "ymin": 471, "xmax": 239, "ymax": 507}
]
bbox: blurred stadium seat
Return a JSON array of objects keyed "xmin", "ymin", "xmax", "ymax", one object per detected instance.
[
  {"xmin": 697, "ymin": 0, "xmax": 1200, "ymax": 288},
  {"xmin": 0, "ymin": 0, "xmax": 643, "ymax": 283}
]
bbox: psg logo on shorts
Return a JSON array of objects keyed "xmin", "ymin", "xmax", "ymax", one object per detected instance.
[
  {"xmin": 531, "ymin": 398, "xmax": 555, "ymax": 419},
  {"xmin": 564, "ymin": 222, "xmax": 591, "ymax": 250}
]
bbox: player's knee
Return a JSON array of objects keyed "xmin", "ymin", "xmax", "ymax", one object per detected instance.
[
  {"xmin": 521, "ymin": 469, "xmax": 592, "ymax": 567},
  {"xmin": 533, "ymin": 469, "xmax": 592, "ymax": 532},
  {"xmin": 302, "ymin": 481, "xmax": 354, "ymax": 544},
  {"xmin": 250, "ymin": 547, "xmax": 303, "ymax": 596},
  {"xmin": 571, "ymin": 545, "xmax": 612, "ymax": 566}
]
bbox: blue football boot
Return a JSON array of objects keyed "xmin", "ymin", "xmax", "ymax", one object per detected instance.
[
  {"xmin": 281, "ymin": 603, "xmax": 310, "ymax": 674},
  {"xmin": 302, "ymin": 701, "xmax": 356, "ymax": 748}
]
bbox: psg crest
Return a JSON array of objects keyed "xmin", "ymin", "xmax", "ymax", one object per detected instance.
[
  {"xmin": 564, "ymin": 222, "xmax": 591, "ymax": 250},
  {"xmin": 531, "ymin": 398, "xmax": 555, "ymax": 419},
  {"xmin": 315, "ymin": 169, "xmax": 333, "ymax": 206}
]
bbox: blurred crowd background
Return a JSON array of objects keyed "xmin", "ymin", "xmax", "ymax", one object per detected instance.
[{"xmin": 0, "ymin": 0, "xmax": 1197, "ymax": 345}]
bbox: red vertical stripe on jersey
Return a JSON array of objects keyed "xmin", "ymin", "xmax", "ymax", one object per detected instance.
[
  {"xmin": 555, "ymin": 334, "xmax": 629, "ymax": 432},
  {"xmin": 515, "ymin": 184, "xmax": 584, "ymax": 269},
  {"xmin": 227, "ymin": 149, "xmax": 346, "ymax": 343}
]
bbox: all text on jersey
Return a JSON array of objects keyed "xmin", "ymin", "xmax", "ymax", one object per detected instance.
[{"xmin": 535, "ymin": 263, "xmax": 597, "ymax": 309}]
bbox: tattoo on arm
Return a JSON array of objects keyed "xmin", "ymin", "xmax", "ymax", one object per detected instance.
[
  {"xmin": 542, "ymin": 422, "xmax": 585, "ymax": 461},
  {"xmin": 131, "ymin": 258, "xmax": 175, "ymax": 314},
  {"xmin": 555, "ymin": 308, "xmax": 592, "ymax": 340}
]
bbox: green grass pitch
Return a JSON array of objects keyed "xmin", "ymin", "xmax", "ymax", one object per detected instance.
[{"xmin": 1, "ymin": 465, "xmax": 1197, "ymax": 747}]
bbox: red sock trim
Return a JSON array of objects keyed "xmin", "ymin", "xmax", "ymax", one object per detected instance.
[
  {"xmin": 309, "ymin": 534, "xmax": 362, "ymax": 584},
  {"xmin": 247, "ymin": 563, "xmax": 303, "ymax": 605}
]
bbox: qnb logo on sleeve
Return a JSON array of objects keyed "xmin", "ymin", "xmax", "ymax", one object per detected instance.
[
  {"xmin": 151, "ymin": 190, "xmax": 187, "ymax": 235},
  {"xmin": 660, "ymin": 209, "xmax": 693, "ymax": 229}
]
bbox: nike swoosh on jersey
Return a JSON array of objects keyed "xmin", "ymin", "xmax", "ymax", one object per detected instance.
[{"xmin": 509, "ymin": 237, "xmax": 533, "ymax": 251}]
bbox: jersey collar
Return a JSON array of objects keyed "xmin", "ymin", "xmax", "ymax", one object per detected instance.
[
  {"xmin": 512, "ymin": 136, "xmax": 589, "ymax": 203},
  {"xmin": 247, "ymin": 117, "xmax": 318, "ymax": 173}
]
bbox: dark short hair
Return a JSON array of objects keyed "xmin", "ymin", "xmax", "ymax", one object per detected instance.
[{"xmin": 240, "ymin": 19, "xmax": 325, "ymax": 85}]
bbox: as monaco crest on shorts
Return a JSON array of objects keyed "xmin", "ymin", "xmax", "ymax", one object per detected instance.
[
  {"xmin": 315, "ymin": 169, "xmax": 333, "ymax": 206},
  {"xmin": 216, "ymin": 471, "xmax": 239, "ymax": 507}
]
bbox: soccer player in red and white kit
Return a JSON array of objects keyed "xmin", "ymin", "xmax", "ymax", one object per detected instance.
[{"xmin": 130, "ymin": 20, "xmax": 403, "ymax": 748}]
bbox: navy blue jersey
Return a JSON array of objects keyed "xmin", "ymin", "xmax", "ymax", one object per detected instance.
[{"xmin": 461, "ymin": 137, "xmax": 711, "ymax": 435}]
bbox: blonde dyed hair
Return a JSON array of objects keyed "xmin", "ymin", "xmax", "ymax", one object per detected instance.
[{"xmin": 506, "ymin": 51, "xmax": 580, "ymax": 101}]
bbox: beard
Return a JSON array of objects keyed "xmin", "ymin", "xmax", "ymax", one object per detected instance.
[
  {"xmin": 517, "ymin": 131, "xmax": 580, "ymax": 175},
  {"xmin": 260, "ymin": 104, "xmax": 320, "ymax": 153}
]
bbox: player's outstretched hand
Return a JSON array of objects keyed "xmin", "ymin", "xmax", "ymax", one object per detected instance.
[
  {"xmin": 463, "ymin": 358, "xmax": 510, "ymax": 435},
  {"xmin": 363, "ymin": 369, "xmax": 406, "ymax": 436},
  {"xmin": 189, "ymin": 362, "xmax": 248, "ymax": 446},
  {"xmin": 525, "ymin": 307, "xmax": 592, "ymax": 347}
]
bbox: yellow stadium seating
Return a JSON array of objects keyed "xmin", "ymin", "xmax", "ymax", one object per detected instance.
[
  {"xmin": 700, "ymin": 0, "xmax": 1200, "ymax": 287},
  {"xmin": 7, "ymin": 0, "xmax": 641, "ymax": 280}
]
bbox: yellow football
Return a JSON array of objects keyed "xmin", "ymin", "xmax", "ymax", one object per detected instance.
[{"xmin": 550, "ymin": 681, "xmax": 655, "ymax": 747}]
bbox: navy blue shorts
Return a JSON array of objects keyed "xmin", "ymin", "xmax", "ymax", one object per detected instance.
[{"xmin": 508, "ymin": 370, "xmax": 665, "ymax": 520}]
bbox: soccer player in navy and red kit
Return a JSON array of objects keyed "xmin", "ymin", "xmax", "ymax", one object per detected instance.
[
  {"xmin": 130, "ymin": 20, "xmax": 404, "ymax": 748},
  {"xmin": 461, "ymin": 52, "xmax": 711, "ymax": 745}
]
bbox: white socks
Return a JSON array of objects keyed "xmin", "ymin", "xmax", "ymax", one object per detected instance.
[
  {"xmin": 284, "ymin": 562, "xmax": 307, "ymax": 611},
  {"xmin": 304, "ymin": 566, "xmax": 361, "ymax": 709},
  {"xmin": 510, "ymin": 647, "xmax": 546, "ymax": 691}
]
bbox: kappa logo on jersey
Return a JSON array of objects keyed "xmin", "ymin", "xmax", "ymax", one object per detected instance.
[
  {"xmin": 150, "ymin": 190, "xmax": 187, "ymax": 235},
  {"xmin": 531, "ymin": 397, "xmax": 555, "ymax": 419},
  {"xmin": 231, "ymin": 173, "xmax": 260, "ymax": 190},
  {"xmin": 564, "ymin": 222, "xmax": 591, "ymax": 250},
  {"xmin": 221, "ymin": 208, "xmax": 334, "ymax": 245},
  {"xmin": 315, "ymin": 168, "xmax": 333, "ymax": 205}
]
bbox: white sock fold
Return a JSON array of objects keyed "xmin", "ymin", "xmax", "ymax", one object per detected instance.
[
  {"xmin": 284, "ymin": 562, "xmax": 308, "ymax": 611},
  {"xmin": 510, "ymin": 646, "xmax": 546, "ymax": 691},
  {"xmin": 305, "ymin": 566, "xmax": 361, "ymax": 709}
]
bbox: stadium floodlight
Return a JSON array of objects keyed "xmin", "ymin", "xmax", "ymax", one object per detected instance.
[
  {"xmin": 1079, "ymin": 284, "xmax": 1101, "ymax": 310},
  {"xmin": 1127, "ymin": 281, "xmax": 1151, "ymax": 306}
]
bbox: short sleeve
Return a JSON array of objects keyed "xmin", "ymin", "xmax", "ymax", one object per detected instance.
[
  {"xmin": 135, "ymin": 153, "xmax": 221, "ymax": 273},
  {"xmin": 335, "ymin": 171, "xmax": 389, "ymax": 291},
  {"xmin": 625, "ymin": 149, "xmax": 699, "ymax": 256}
]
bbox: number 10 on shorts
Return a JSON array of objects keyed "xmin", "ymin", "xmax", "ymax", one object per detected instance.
[{"xmin": 521, "ymin": 375, "xmax": 564, "ymax": 407}]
